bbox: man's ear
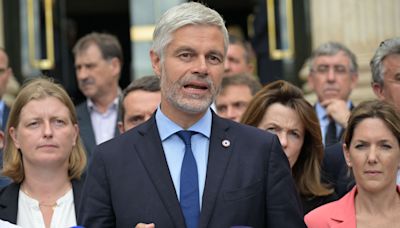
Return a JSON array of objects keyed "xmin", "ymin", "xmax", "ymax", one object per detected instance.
[
  {"xmin": 117, "ymin": 121, "xmax": 125, "ymax": 134},
  {"xmin": 150, "ymin": 50, "xmax": 161, "ymax": 76},
  {"xmin": 110, "ymin": 57, "xmax": 121, "ymax": 79},
  {"xmin": 350, "ymin": 73, "xmax": 359, "ymax": 90},
  {"xmin": 307, "ymin": 74, "xmax": 315, "ymax": 91},
  {"xmin": 372, "ymin": 82, "xmax": 385, "ymax": 100}
]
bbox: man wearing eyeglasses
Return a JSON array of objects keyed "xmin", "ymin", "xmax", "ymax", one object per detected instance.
[{"xmin": 307, "ymin": 42, "xmax": 358, "ymax": 146}]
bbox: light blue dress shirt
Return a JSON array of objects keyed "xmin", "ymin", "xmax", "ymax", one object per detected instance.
[
  {"xmin": 87, "ymin": 98, "xmax": 119, "ymax": 145},
  {"xmin": 315, "ymin": 101, "xmax": 352, "ymax": 145},
  {"xmin": 155, "ymin": 108, "xmax": 211, "ymax": 209},
  {"xmin": 0, "ymin": 100, "xmax": 5, "ymax": 128}
]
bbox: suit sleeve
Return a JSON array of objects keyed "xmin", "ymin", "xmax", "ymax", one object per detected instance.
[
  {"xmin": 265, "ymin": 136, "xmax": 306, "ymax": 227},
  {"xmin": 78, "ymin": 147, "xmax": 115, "ymax": 227}
]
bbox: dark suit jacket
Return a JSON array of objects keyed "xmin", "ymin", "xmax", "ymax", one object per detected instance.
[
  {"xmin": 78, "ymin": 112, "xmax": 306, "ymax": 227},
  {"xmin": 0, "ymin": 178, "xmax": 85, "ymax": 224},
  {"xmin": 322, "ymin": 142, "xmax": 355, "ymax": 198},
  {"xmin": 76, "ymin": 101, "xmax": 119, "ymax": 158},
  {"xmin": 2, "ymin": 104, "xmax": 9, "ymax": 131},
  {"xmin": 0, "ymin": 104, "xmax": 10, "ymax": 187}
]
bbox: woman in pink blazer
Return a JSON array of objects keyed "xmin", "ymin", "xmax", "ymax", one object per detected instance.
[{"xmin": 305, "ymin": 100, "xmax": 400, "ymax": 228}]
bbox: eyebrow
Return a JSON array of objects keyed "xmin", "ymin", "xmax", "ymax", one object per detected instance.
[{"xmin": 173, "ymin": 46, "xmax": 195, "ymax": 55}]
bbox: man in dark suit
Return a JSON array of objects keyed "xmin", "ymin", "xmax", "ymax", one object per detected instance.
[
  {"xmin": 308, "ymin": 42, "xmax": 358, "ymax": 147},
  {"xmin": 78, "ymin": 2, "xmax": 305, "ymax": 228},
  {"xmin": 73, "ymin": 33, "xmax": 122, "ymax": 157}
]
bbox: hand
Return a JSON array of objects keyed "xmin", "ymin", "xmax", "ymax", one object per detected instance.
[
  {"xmin": 135, "ymin": 223, "xmax": 155, "ymax": 228},
  {"xmin": 321, "ymin": 99, "xmax": 351, "ymax": 128}
]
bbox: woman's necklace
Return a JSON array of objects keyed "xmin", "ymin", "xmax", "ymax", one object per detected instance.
[
  {"xmin": 21, "ymin": 183, "xmax": 71, "ymax": 211},
  {"xmin": 22, "ymin": 188, "xmax": 58, "ymax": 210},
  {"xmin": 38, "ymin": 202, "xmax": 58, "ymax": 210}
]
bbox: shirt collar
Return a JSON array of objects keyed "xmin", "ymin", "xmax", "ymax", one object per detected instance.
[
  {"xmin": 155, "ymin": 107, "xmax": 212, "ymax": 141},
  {"xmin": 0, "ymin": 100, "xmax": 5, "ymax": 112},
  {"xmin": 86, "ymin": 97, "xmax": 119, "ymax": 112}
]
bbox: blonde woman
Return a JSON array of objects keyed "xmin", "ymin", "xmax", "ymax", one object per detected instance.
[{"xmin": 0, "ymin": 78, "xmax": 86, "ymax": 228}]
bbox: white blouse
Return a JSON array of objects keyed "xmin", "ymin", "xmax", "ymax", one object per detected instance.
[{"xmin": 17, "ymin": 189, "xmax": 76, "ymax": 228}]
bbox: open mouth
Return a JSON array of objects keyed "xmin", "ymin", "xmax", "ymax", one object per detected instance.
[{"xmin": 183, "ymin": 81, "xmax": 209, "ymax": 92}]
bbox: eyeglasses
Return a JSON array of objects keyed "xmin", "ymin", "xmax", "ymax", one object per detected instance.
[{"xmin": 311, "ymin": 64, "xmax": 350, "ymax": 76}]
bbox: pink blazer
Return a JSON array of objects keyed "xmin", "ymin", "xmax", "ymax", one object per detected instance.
[
  {"xmin": 305, "ymin": 186, "xmax": 400, "ymax": 228},
  {"xmin": 305, "ymin": 186, "xmax": 357, "ymax": 228}
]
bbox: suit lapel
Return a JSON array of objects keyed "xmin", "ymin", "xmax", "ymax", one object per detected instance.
[
  {"xmin": 328, "ymin": 187, "xmax": 357, "ymax": 228},
  {"xmin": 72, "ymin": 176, "xmax": 85, "ymax": 214},
  {"xmin": 136, "ymin": 117, "xmax": 186, "ymax": 228},
  {"xmin": 0, "ymin": 183, "xmax": 20, "ymax": 223},
  {"xmin": 199, "ymin": 114, "xmax": 233, "ymax": 228},
  {"xmin": 76, "ymin": 102, "xmax": 96, "ymax": 156}
]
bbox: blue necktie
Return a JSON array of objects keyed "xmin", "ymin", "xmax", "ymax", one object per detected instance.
[
  {"xmin": 176, "ymin": 130, "xmax": 199, "ymax": 228},
  {"xmin": 325, "ymin": 118, "xmax": 338, "ymax": 146}
]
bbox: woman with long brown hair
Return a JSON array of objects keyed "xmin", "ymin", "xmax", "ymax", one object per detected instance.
[{"xmin": 241, "ymin": 80, "xmax": 336, "ymax": 214}]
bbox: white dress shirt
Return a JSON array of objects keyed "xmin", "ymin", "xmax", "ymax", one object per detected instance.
[{"xmin": 17, "ymin": 189, "xmax": 76, "ymax": 228}]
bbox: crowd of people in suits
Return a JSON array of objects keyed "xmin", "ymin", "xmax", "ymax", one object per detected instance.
[{"xmin": 0, "ymin": 1, "xmax": 400, "ymax": 227}]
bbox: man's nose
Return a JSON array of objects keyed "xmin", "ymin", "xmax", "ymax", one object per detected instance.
[
  {"xmin": 226, "ymin": 106, "xmax": 239, "ymax": 121},
  {"xmin": 192, "ymin": 56, "xmax": 209, "ymax": 75}
]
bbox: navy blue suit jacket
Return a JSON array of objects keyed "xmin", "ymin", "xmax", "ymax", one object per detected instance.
[
  {"xmin": 1, "ymin": 104, "xmax": 9, "ymax": 131},
  {"xmin": 78, "ymin": 112, "xmax": 305, "ymax": 227},
  {"xmin": 322, "ymin": 142, "xmax": 355, "ymax": 198},
  {"xmin": 0, "ymin": 104, "xmax": 10, "ymax": 187},
  {"xmin": 76, "ymin": 101, "xmax": 119, "ymax": 158},
  {"xmin": 0, "ymin": 178, "xmax": 85, "ymax": 224}
]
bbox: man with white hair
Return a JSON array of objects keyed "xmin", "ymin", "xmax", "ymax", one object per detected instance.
[{"xmin": 79, "ymin": 2, "xmax": 304, "ymax": 228}]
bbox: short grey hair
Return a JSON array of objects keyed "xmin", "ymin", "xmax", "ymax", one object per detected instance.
[
  {"xmin": 120, "ymin": 75, "xmax": 160, "ymax": 121},
  {"xmin": 151, "ymin": 2, "xmax": 229, "ymax": 61},
  {"xmin": 309, "ymin": 42, "xmax": 358, "ymax": 74},
  {"xmin": 370, "ymin": 37, "xmax": 400, "ymax": 86},
  {"xmin": 219, "ymin": 74, "xmax": 262, "ymax": 96},
  {"xmin": 229, "ymin": 35, "xmax": 254, "ymax": 63},
  {"xmin": 73, "ymin": 32, "xmax": 123, "ymax": 66}
]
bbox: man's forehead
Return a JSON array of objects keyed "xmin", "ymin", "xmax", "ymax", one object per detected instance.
[
  {"xmin": 314, "ymin": 51, "xmax": 350, "ymax": 64},
  {"xmin": 383, "ymin": 54, "xmax": 400, "ymax": 68},
  {"xmin": 124, "ymin": 90, "xmax": 160, "ymax": 103},
  {"xmin": 169, "ymin": 25, "xmax": 225, "ymax": 47}
]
